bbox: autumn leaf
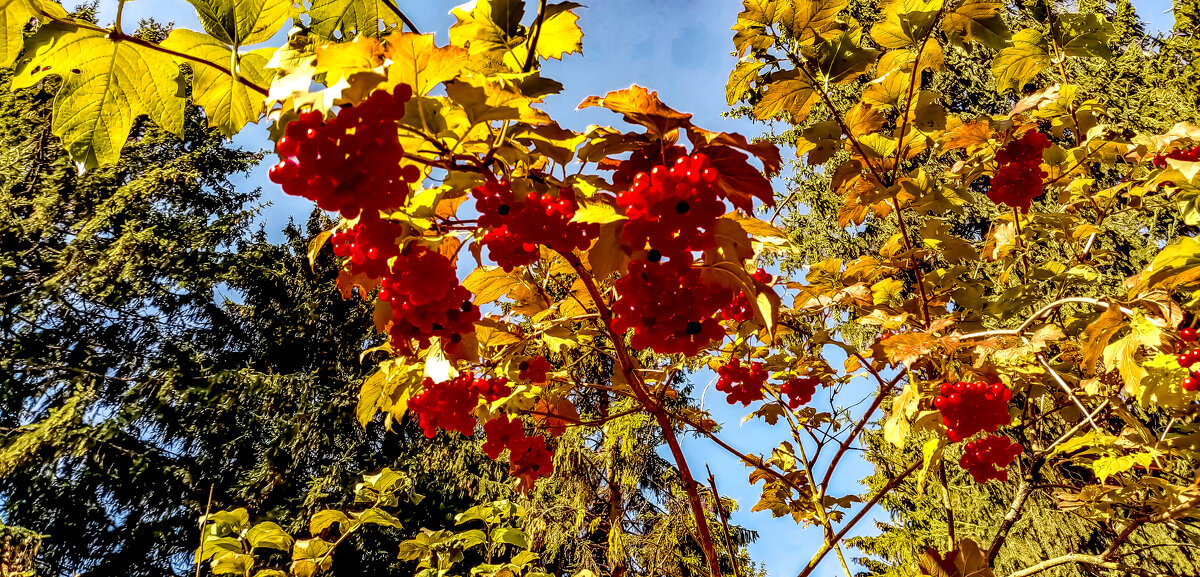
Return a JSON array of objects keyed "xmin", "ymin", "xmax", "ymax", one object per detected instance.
[
  {"xmin": 578, "ymin": 84, "xmax": 693, "ymax": 139},
  {"xmin": 699, "ymin": 145, "xmax": 776, "ymax": 212},
  {"xmin": 754, "ymin": 73, "xmax": 819, "ymax": 122},
  {"xmin": 941, "ymin": 0, "xmax": 1008, "ymax": 49},
  {"xmin": 384, "ymin": 31, "xmax": 468, "ymax": 95},
  {"xmin": 881, "ymin": 332, "xmax": 937, "ymax": 369},
  {"xmin": 992, "ymin": 28, "xmax": 1050, "ymax": 93},
  {"xmin": 533, "ymin": 2, "xmax": 584, "ymax": 61}
]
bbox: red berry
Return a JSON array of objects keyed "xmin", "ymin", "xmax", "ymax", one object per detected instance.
[
  {"xmin": 1182, "ymin": 328, "xmax": 1197, "ymax": 342},
  {"xmin": 1183, "ymin": 376, "xmax": 1200, "ymax": 391}
]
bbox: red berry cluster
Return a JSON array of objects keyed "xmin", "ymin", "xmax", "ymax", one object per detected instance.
[
  {"xmin": 378, "ymin": 246, "xmax": 479, "ymax": 353},
  {"xmin": 612, "ymin": 259, "xmax": 735, "ymax": 356},
  {"xmin": 268, "ymin": 85, "xmax": 420, "ymax": 217},
  {"xmin": 473, "ymin": 181, "xmax": 598, "ymax": 271},
  {"xmin": 959, "ymin": 434, "xmax": 1023, "ymax": 483},
  {"xmin": 1176, "ymin": 328, "xmax": 1200, "ymax": 391},
  {"xmin": 518, "ymin": 356, "xmax": 552, "ymax": 383},
  {"xmin": 716, "ymin": 359, "xmax": 768, "ymax": 406},
  {"xmin": 988, "ymin": 130, "xmax": 1051, "ymax": 213},
  {"xmin": 1152, "ymin": 144, "xmax": 1200, "ymax": 168},
  {"xmin": 780, "ymin": 376, "xmax": 818, "ymax": 408},
  {"xmin": 409, "ymin": 373, "xmax": 511, "ymax": 438},
  {"xmin": 933, "ymin": 381, "xmax": 1013, "ymax": 442},
  {"xmin": 721, "ymin": 269, "xmax": 773, "ymax": 322},
  {"xmin": 482, "ymin": 415, "xmax": 554, "ymax": 485},
  {"xmin": 330, "ymin": 214, "xmax": 407, "ymax": 279},
  {"xmin": 617, "ymin": 154, "xmax": 724, "ymax": 260}
]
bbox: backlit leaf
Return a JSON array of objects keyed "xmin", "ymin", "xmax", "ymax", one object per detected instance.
[
  {"xmin": 941, "ymin": 0, "xmax": 1008, "ymax": 49},
  {"xmin": 992, "ymin": 28, "xmax": 1049, "ymax": 93},
  {"xmin": 0, "ymin": 0, "xmax": 66, "ymax": 66},
  {"xmin": 162, "ymin": 30, "xmax": 272, "ymax": 137},
  {"xmin": 754, "ymin": 73, "xmax": 819, "ymax": 121},
  {"xmin": 184, "ymin": 0, "xmax": 290, "ymax": 46},
  {"xmin": 384, "ymin": 31, "xmax": 468, "ymax": 95},
  {"xmin": 777, "ymin": 0, "xmax": 849, "ymax": 43},
  {"xmin": 13, "ymin": 23, "xmax": 185, "ymax": 169},
  {"xmin": 578, "ymin": 84, "xmax": 693, "ymax": 139},
  {"xmin": 534, "ymin": 3, "xmax": 584, "ymax": 60},
  {"xmin": 308, "ymin": 0, "xmax": 402, "ymax": 39}
]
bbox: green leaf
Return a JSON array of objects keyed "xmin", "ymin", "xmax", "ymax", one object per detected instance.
[
  {"xmin": 941, "ymin": 0, "xmax": 1008, "ymax": 49},
  {"xmin": 992, "ymin": 28, "xmax": 1050, "ymax": 93},
  {"xmin": 207, "ymin": 509, "xmax": 252, "ymax": 532},
  {"xmin": 161, "ymin": 30, "xmax": 272, "ymax": 137},
  {"xmin": 13, "ymin": 23, "xmax": 185, "ymax": 169},
  {"xmin": 247, "ymin": 522, "xmax": 294, "ymax": 552},
  {"xmin": 307, "ymin": 0, "xmax": 402, "ymax": 39},
  {"xmin": 184, "ymin": 0, "xmax": 290, "ymax": 46}
]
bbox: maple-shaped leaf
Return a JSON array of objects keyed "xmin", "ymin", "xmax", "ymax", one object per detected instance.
[
  {"xmin": 698, "ymin": 145, "xmax": 775, "ymax": 211},
  {"xmin": 449, "ymin": 0, "xmax": 526, "ymax": 68},
  {"xmin": 161, "ymin": 30, "xmax": 273, "ymax": 137},
  {"xmin": 754, "ymin": 72, "xmax": 819, "ymax": 122},
  {"xmin": 726, "ymin": 58, "xmax": 763, "ymax": 106},
  {"xmin": 308, "ymin": 0, "xmax": 402, "ymax": 39},
  {"xmin": 776, "ymin": 0, "xmax": 849, "ymax": 44},
  {"xmin": 992, "ymin": 28, "xmax": 1050, "ymax": 93},
  {"xmin": 13, "ymin": 23, "xmax": 185, "ymax": 170},
  {"xmin": 941, "ymin": 0, "xmax": 1008, "ymax": 50},
  {"xmin": 881, "ymin": 332, "xmax": 936, "ymax": 369},
  {"xmin": 871, "ymin": 0, "xmax": 943, "ymax": 49},
  {"xmin": 184, "ymin": 0, "xmax": 290, "ymax": 46},
  {"xmin": 686, "ymin": 125, "xmax": 782, "ymax": 175},
  {"xmin": 534, "ymin": 2, "xmax": 584, "ymax": 60},
  {"xmin": 314, "ymin": 34, "xmax": 384, "ymax": 86},
  {"xmin": 732, "ymin": 0, "xmax": 776, "ymax": 56},
  {"xmin": 940, "ymin": 116, "xmax": 993, "ymax": 153},
  {"xmin": 578, "ymin": 84, "xmax": 693, "ymax": 139},
  {"xmin": 383, "ymin": 31, "xmax": 468, "ymax": 96},
  {"xmin": 0, "ymin": 0, "xmax": 66, "ymax": 66}
]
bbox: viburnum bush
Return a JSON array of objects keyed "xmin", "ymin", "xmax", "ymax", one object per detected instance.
[{"xmin": 8, "ymin": 0, "xmax": 1200, "ymax": 576}]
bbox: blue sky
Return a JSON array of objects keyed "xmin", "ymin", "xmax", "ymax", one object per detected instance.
[{"xmin": 85, "ymin": 0, "xmax": 1178, "ymax": 575}]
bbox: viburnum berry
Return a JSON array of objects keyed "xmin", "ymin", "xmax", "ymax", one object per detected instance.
[
  {"xmin": 1173, "ymin": 329, "xmax": 1200, "ymax": 391},
  {"xmin": 987, "ymin": 130, "xmax": 1051, "ymax": 213},
  {"xmin": 473, "ymin": 181, "xmax": 598, "ymax": 270},
  {"xmin": 379, "ymin": 246, "xmax": 480, "ymax": 353},
  {"xmin": 959, "ymin": 434, "xmax": 1023, "ymax": 483},
  {"xmin": 780, "ymin": 376, "xmax": 818, "ymax": 408},
  {"xmin": 1152, "ymin": 144, "xmax": 1200, "ymax": 168},
  {"xmin": 721, "ymin": 268, "xmax": 773, "ymax": 322},
  {"xmin": 408, "ymin": 373, "xmax": 510, "ymax": 438},
  {"xmin": 716, "ymin": 359, "xmax": 768, "ymax": 406},
  {"xmin": 519, "ymin": 356, "xmax": 552, "ymax": 383},
  {"xmin": 268, "ymin": 85, "xmax": 421, "ymax": 218},
  {"xmin": 617, "ymin": 154, "xmax": 725, "ymax": 260},
  {"xmin": 611, "ymin": 258, "xmax": 736, "ymax": 356},
  {"xmin": 507, "ymin": 433, "xmax": 554, "ymax": 486},
  {"xmin": 330, "ymin": 213, "xmax": 407, "ymax": 279},
  {"xmin": 933, "ymin": 381, "xmax": 1013, "ymax": 442},
  {"xmin": 481, "ymin": 414, "xmax": 526, "ymax": 460}
]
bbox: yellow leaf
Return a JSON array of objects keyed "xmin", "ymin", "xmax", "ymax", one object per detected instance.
[
  {"xmin": 992, "ymin": 28, "xmax": 1050, "ymax": 93},
  {"xmin": 534, "ymin": 4, "xmax": 584, "ymax": 61},
  {"xmin": 384, "ymin": 31, "xmax": 468, "ymax": 96},
  {"xmin": 315, "ymin": 34, "xmax": 384, "ymax": 85},
  {"xmin": 754, "ymin": 74, "xmax": 819, "ymax": 121},
  {"xmin": 463, "ymin": 266, "xmax": 523, "ymax": 304},
  {"xmin": 571, "ymin": 202, "xmax": 627, "ymax": 224}
]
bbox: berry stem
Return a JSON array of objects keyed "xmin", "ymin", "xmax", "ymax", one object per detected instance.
[{"xmin": 558, "ymin": 250, "xmax": 724, "ymax": 577}]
